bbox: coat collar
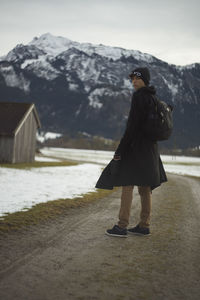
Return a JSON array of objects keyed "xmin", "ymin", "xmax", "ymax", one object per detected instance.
[{"xmin": 134, "ymin": 85, "xmax": 156, "ymax": 95}]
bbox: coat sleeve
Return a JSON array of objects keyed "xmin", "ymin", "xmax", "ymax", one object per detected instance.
[{"xmin": 115, "ymin": 93, "xmax": 144, "ymax": 157}]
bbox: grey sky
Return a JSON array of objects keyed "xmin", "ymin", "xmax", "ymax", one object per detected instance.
[{"xmin": 0, "ymin": 0, "xmax": 199, "ymax": 65}]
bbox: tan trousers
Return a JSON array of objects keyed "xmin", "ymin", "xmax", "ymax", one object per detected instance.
[{"xmin": 118, "ymin": 185, "xmax": 152, "ymax": 229}]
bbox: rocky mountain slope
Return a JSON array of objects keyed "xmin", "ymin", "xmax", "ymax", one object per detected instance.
[{"xmin": 0, "ymin": 33, "xmax": 199, "ymax": 149}]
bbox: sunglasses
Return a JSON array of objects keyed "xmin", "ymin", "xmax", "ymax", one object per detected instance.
[
  {"xmin": 129, "ymin": 71, "xmax": 142, "ymax": 79},
  {"xmin": 133, "ymin": 71, "xmax": 142, "ymax": 77}
]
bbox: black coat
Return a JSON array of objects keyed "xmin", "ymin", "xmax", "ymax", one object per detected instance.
[{"xmin": 95, "ymin": 86, "xmax": 167, "ymax": 191}]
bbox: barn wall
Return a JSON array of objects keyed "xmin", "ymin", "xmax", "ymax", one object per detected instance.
[
  {"xmin": 13, "ymin": 111, "xmax": 38, "ymax": 163},
  {"xmin": 0, "ymin": 136, "xmax": 14, "ymax": 163}
]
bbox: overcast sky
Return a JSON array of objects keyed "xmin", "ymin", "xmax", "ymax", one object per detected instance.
[{"xmin": 0, "ymin": 0, "xmax": 199, "ymax": 65}]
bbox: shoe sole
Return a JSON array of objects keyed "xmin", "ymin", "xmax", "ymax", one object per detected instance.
[
  {"xmin": 105, "ymin": 231, "xmax": 128, "ymax": 238},
  {"xmin": 128, "ymin": 231, "xmax": 151, "ymax": 236}
]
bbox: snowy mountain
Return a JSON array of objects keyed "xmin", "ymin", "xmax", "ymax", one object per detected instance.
[
  {"xmin": 29, "ymin": 33, "xmax": 155, "ymax": 62},
  {"xmin": 0, "ymin": 33, "xmax": 200, "ymax": 149}
]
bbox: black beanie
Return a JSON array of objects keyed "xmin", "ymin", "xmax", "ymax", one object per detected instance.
[{"xmin": 129, "ymin": 67, "xmax": 150, "ymax": 86}]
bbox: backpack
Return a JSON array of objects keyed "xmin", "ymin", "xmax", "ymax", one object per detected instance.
[{"xmin": 143, "ymin": 95, "xmax": 173, "ymax": 141}]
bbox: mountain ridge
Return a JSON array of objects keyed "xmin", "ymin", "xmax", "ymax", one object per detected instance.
[{"xmin": 0, "ymin": 33, "xmax": 200, "ymax": 149}]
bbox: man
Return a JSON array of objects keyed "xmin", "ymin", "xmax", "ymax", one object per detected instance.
[{"xmin": 95, "ymin": 67, "xmax": 167, "ymax": 237}]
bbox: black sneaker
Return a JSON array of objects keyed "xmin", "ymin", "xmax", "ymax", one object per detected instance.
[
  {"xmin": 128, "ymin": 224, "xmax": 150, "ymax": 236},
  {"xmin": 105, "ymin": 225, "xmax": 127, "ymax": 237}
]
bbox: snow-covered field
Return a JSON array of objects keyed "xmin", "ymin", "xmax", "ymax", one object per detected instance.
[
  {"xmin": 0, "ymin": 147, "xmax": 199, "ymax": 218},
  {"xmin": 40, "ymin": 147, "xmax": 200, "ymax": 177},
  {"xmin": 35, "ymin": 156, "xmax": 61, "ymax": 162},
  {"xmin": 0, "ymin": 163, "xmax": 102, "ymax": 218},
  {"xmin": 163, "ymin": 164, "xmax": 200, "ymax": 178},
  {"xmin": 40, "ymin": 147, "xmax": 113, "ymax": 165}
]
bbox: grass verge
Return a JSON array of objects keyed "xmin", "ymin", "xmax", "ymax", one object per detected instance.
[
  {"xmin": 163, "ymin": 161, "xmax": 200, "ymax": 166},
  {"xmin": 0, "ymin": 188, "xmax": 118, "ymax": 236},
  {"xmin": 0, "ymin": 160, "xmax": 78, "ymax": 169}
]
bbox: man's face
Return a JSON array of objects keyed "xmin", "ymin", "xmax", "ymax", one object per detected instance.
[{"xmin": 131, "ymin": 76, "xmax": 146, "ymax": 91}]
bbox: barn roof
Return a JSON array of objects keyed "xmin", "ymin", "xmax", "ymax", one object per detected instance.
[{"xmin": 0, "ymin": 102, "xmax": 41, "ymax": 136}]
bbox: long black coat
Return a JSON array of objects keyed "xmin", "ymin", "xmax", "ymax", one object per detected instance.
[{"xmin": 95, "ymin": 86, "xmax": 167, "ymax": 191}]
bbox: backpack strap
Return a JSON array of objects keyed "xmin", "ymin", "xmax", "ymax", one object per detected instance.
[{"xmin": 150, "ymin": 94, "xmax": 158, "ymax": 112}]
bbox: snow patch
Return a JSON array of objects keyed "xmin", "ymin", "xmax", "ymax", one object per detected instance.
[
  {"xmin": 79, "ymin": 131, "xmax": 92, "ymax": 137},
  {"xmin": 167, "ymin": 82, "xmax": 178, "ymax": 97},
  {"xmin": 161, "ymin": 155, "xmax": 200, "ymax": 163},
  {"xmin": 41, "ymin": 147, "xmax": 113, "ymax": 165},
  {"xmin": 162, "ymin": 76, "xmax": 178, "ymax": 97},
  {"xmin": 26, "ymin": 59, "xmax": 60, "ymax": 80},
  {"xmin": 0, "ymin": 64, "xmax": 30, "ymax": 92},
  {"xmin": 123, "ymin": 78, "xmax": 132, "ymax": 89},
  {"xmin": 5, "ymin": 44, "xmax": 46, "ymax": 63},
  {"xmin": 21, "ymin": 58, "xmax": 38, "ymax": 69},
  {"xmin": 29, "ymin": 33, "xmax": 78, "ymax": 56},
  {"xmin": 75, "ymin": 105, "xmax": 82, "ymax": 116},
  {"xmin": 88, "ymin": 87, "xmax": 127, "ymax": 109},
  {"xmin": 21, "ymin": 56, "xmax": 45, "ymax": 69},
  {"xmin": 77, "ymin": 42, "xmax": 154, "ymax": 62},
  {"xmin": 37, "ymin": 131, "xmax": 63, "ymax": 143},
  {"xmin": 77, "ymin": 57, "xmax": 100, "ymax": 82},
  {"xmin": 69, "ymin": 83, "xmax": 79, "ymax": 91},
  {"xmin": 88, "ymin": 88, "xmax": 105, "ymax": 109},
  {"xmin": 84, "ymin": 85, "xmax": 91, "ymax": 92},
  {"xmin": 0, "ymin": 163, "xmax": 102, "ymax": 217},
  {"xmin": 35, "ymin": 156, "xmax": 61, "ymax": 162},
  {"xmin": 177, "ymin": 63, "xmax": 197, "ymax": 70}
]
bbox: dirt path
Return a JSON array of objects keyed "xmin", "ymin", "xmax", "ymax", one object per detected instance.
[{"xmin": 0, "ymin": 174, "xmax": 200, "ymax": 300}]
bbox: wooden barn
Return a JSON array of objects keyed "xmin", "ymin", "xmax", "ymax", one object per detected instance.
[{"xmin": 0, "ymin": 102, "xmax": 41, "ymax": 163}]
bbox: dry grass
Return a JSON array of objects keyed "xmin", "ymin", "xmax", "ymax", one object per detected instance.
[
  {"xmin": 0, "ymin": 188, "xmax": 117, "ymax": 235},
  {"xmin": 163, "ymin": 161, "xmax": 200, "ymax": 166},
  {"xmin": 0, "ymin": 160, "xmax": 78, "ymax": 169}
]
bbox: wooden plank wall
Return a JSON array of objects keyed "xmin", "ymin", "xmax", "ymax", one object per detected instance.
[
  {"xmin": 0, "ymin": 136, "xmax": 14, "ymax": 163},
  {"xmin": 13, "ymin": 111, "xmax": 38, "ymax": 163}
]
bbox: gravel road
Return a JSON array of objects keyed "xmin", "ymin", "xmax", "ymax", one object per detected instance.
[{"xmin": 0, "ymin": 174, "xmax": 200, "ymax": 300}]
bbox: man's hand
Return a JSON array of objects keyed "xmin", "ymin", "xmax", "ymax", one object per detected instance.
[{"xmin": 113, "ymin": 154, "xmax": 121, "ymax": 161}]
